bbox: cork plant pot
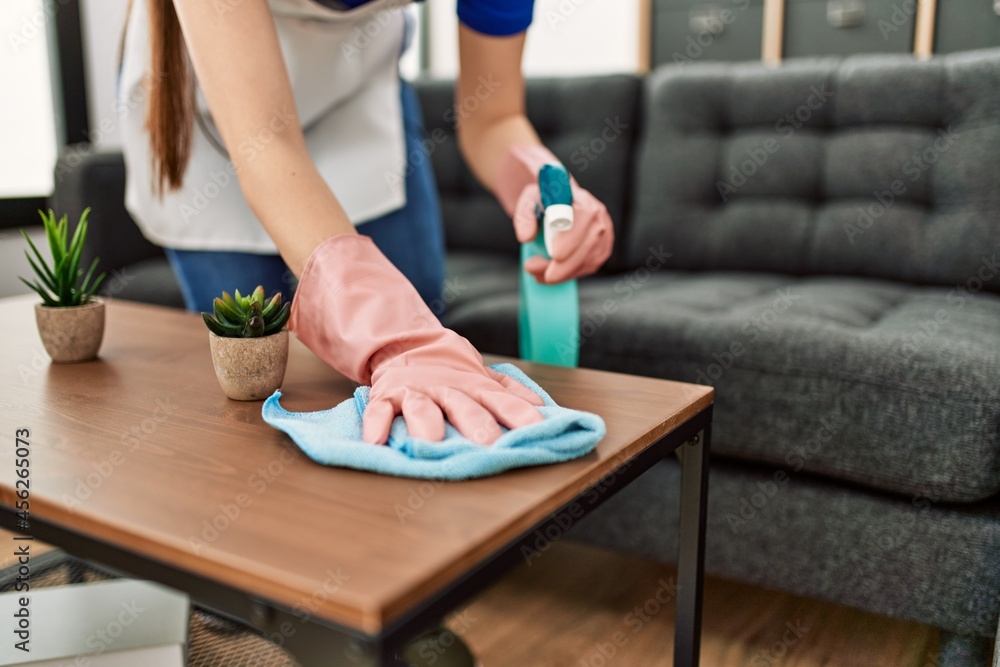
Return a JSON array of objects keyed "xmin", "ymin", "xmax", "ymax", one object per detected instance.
[
  {"xmin": 209, "ymin": 329, "xmax": 288, "ymax": 401},
  {"xmin": 34, "ymin": 298, "xmax": 106, "ymax": 363}
]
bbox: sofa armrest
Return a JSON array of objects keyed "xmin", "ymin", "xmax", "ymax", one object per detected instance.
[{"xmin": 50, "ymin": 146, "xmax": 164, "ymax": 274}]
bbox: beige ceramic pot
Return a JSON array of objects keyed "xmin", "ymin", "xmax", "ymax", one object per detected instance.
[
  {"xmin": 209, "ymin": 329, "xmax": 289, "ymax": 401},
  {"xmin": 34, "ymin": 298, "xmax": 106, "ymax": 363}
]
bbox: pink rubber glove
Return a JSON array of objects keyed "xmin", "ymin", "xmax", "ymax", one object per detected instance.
[
  {"xmin": 288, "ymin": 234, "xmax": 545, "ymax": 445},
  {"xmin": 495, "ymin": 144, "xmax": 614, "ymax": 284}
]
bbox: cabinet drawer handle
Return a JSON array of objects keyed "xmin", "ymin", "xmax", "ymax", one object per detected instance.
[
  {"xmin": 827, "ymin": 0, "xmax": 866, "ymax": 28},
  {"xmin": 689, "ymin": 4, "xmax": 726, "ymax": 36}
]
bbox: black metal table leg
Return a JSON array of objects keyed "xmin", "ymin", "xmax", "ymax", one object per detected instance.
[{"xmin": 674, "ymin": 421, "xmax": 711, "ymax": 667}]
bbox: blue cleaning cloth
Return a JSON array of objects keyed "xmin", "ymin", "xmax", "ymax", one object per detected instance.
[{"xmin": 261, "ymin": 363, "xmax": 606, "ymax": 480}]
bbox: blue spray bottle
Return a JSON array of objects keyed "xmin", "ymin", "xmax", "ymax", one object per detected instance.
[{"xmin": 518, "ymin": 163, "xmax": 580, "ymax": 367}]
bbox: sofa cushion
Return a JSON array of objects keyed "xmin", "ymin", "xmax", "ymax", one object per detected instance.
[
  {"xmin": 625, "ymin": 48, "xmax": 1000, "ymax": 292},
  {"xmin": 444, "ymin": 251, "xmax": 1000, "ymax": 503},
  {"xmin": 416, "ymin": 75, "xmax": 640, "ymax": 270}
]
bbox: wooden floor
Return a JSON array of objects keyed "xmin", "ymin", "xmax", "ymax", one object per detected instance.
[
  {"xmin": 447, "ymin": 541, "xmax": 939, "ymax": 667},
  {"xmin": 0, "ymin": 531, "xmax": 937, "ymax": 666}
]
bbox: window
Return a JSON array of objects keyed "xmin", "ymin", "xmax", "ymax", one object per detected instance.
[{"xmin": 0, "ymin": 0, "xmax": 61, "ymax": 199}]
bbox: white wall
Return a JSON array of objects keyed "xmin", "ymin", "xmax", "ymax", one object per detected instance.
[{"xmin": 428, "ymin": 0, "xmax": 641, "ymax": 78}]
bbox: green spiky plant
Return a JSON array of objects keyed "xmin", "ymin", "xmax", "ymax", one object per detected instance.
[
  {"xmin": 19, "ymin": 208, "xmax": 106, "ymax": 307},
  {"xmin": 202, "ymin": 285, "xmax": 291, "ymax": 338}
]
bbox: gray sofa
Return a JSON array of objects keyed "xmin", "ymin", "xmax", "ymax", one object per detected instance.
[{"xmin": 53, "ymin": 48, "xmax": 1000, "ymax": 665}]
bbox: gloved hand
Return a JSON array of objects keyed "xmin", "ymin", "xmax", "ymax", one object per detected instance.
[
  {"xmin": 495, "ymin": 144, "xmax": 614, "ymax": 284},
  {"xmin": 288, "ymin": 234, "xmax": 545, "ymax": 445}
]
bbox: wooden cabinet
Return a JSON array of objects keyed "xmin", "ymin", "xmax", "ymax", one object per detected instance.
[
  {"xmin": 645, "ymin": 0, "xmax": 1000, "ymax": 67},
  {"xmin": 783, "ymin": 0, "xmax": 914, "ymax": 56},
  {"xmin": 934, "ymin": 0, "xmax": 1000, "ymax": 53},
  {"xmin": 650, "ymin": 0, "xmax": 765, "ymax": 67}
]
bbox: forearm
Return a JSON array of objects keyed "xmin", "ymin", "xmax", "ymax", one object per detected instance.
[
  {"xmin": 455, "ymin": 24, "xmax": 543, "ymax": 196},
  {"xmin": 171, "ymin": 0, "xmax": 354, "ymax": 279},
  {"xmin": 236, "ymin": 141, "xmax": 356, "ymax": 278},
  {"xmin": 457, "ymin": 111, "xmax": 539, "ymax": 194}
]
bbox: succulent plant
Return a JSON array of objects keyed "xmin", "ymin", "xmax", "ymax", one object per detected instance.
[
  {"xmin": 202, "ymin": 285, "xmax": 290, "ymax": 338},
  {"xmin": 19, "ymin": 208, "xmax": 106, "ymax": 307}
]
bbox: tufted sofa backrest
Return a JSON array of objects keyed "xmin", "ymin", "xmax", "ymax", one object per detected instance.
[
  {"xmin": 625, "ymin": 48, "xmax": 1000, "ymax": 291},
  {"xmin": 416, "ymin": 75, "xmax": 641, "ymax": 269}
]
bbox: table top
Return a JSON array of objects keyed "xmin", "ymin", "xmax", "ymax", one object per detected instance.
[{"xmin": 0, "ymin": 295, "xmax": 712, "ymax": 634}]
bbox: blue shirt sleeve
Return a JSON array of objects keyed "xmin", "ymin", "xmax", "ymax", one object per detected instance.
[{"xmin": 457, "ymin": 0, "xmax": 534, "ymax": 36}]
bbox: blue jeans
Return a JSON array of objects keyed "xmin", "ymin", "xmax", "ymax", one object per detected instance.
[{"xmin": 164, "ymin": 81, "xmax": 446, "ymax": 314}]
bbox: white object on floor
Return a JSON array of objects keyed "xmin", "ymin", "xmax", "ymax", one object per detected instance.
[
  {"xmin": 0, "ymin": 578, "xmax": 188, "ymax": 667},
  {"xmin": 11, "ymin": 644, "xmax": 184, "ymax": 667}
]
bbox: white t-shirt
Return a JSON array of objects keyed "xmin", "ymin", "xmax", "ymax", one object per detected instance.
[{"xmin": 118, "ymin": 0, "xmax": 410, "ymax": 253}]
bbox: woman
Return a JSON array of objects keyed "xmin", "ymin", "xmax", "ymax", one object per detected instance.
[{"xmin": 118, "ymin": 0, "xmax": 614, "ymax": 446}]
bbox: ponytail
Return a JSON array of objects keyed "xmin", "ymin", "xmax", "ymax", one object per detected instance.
[{"xmin": 144, "ymin": 0, "xmax": 194, "ymax": 195}]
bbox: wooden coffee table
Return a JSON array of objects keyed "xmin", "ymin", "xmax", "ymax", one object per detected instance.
[{"xmin": 0, "ymin": 296, "xmax": 713, "ymax": 666}]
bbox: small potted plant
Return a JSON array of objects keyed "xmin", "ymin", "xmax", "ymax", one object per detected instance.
[
  {"xmin": 19, "ymin": 208, "xmax": 107, "ymax": 363},
  {"xmin": 202, "ymin": 286, "xmax": 291, "ymax": 401}
]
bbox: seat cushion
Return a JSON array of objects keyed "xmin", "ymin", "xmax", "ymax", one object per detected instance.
[{"xmin": 444, "ymin": 251, "xmax": 1000, "ymax": 502}]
